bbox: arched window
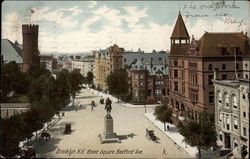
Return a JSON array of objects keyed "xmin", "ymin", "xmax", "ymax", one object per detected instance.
[
  {"xmin": 208, "ymin": 64, "xmax": 213, "ymax": 70},
  {"xmin": 222, "ymin": 64, "xmax": 226, "ymax": 70},
  {"xmin": 232, "ymin": 95, "xmax": 237, "ymax": 109},
  {"xmin": 225, "ymin": 93, "xmax": 229, "ymax": 107},
  {"xmin": 218, "ymin": 91, "xmax": 222, "ymax": 103}
]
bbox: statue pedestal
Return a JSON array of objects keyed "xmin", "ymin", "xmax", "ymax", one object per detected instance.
[{"xmin": 99, "ymin": 114, "xmax": 120, "ymax": 144}]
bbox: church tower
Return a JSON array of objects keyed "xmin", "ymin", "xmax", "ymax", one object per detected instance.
[
  {"xmin": 170, "ymin": 12, "xmax": 190, "ymax": 56},
  {"xmin": 22, "ymin": 24, "xmax": 40, "ymax": 72}
]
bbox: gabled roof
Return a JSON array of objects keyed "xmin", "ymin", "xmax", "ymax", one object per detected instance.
[
  {"xmin": 171, "ymin": 12, "xmax": 189, "ymax": 39},
  {"xmin": 1, "ymin": 39, "xmax": 23, "ymax": 63}
]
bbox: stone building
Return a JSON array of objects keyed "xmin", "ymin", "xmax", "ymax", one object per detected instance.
[
  {"xmin": 213, "ymin": 77, "xmax": 249, "ymax": 158},
  {"xmin": 168, "ymin": 12, "xmax": 249, "ymax": 121},
  {"xmin": 130, "ymin": 57, "xmax": 168, "ymax": 104},
  {"xmin": 95, "ymin": 44, "xmax": 124, "ymax": 90},
  {"xmin": 22, "ymin": 24, "xmax": 40, "ymax": 72},
  {"xmin": 71, "ymin": 56, "xmax": 95, "ymax": 77},
  {"xmin": 1, "ymin": 103, "xmax": 30, "ymax": 119}
]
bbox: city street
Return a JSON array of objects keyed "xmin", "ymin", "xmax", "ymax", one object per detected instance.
[{"xmin": 33, "ymin": 89, "xmax": 190, "ymax": 158}]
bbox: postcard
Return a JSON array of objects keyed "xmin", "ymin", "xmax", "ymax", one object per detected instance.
[{"xmin": 1, "ymin": 0, "xmax": 249, "ymax": 158}]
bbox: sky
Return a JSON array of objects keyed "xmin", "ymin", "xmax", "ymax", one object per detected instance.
[{"xmin": 2, "ymin": 0, "xmax": 250, "ymax": 54}]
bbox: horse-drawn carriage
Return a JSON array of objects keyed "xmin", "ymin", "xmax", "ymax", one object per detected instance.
[
  {"xmin": 146, "ymin": 128, "xmax": 157, "ymax": 141},
  {"xmin": 20, "ymin": 147, "xmax": 36, "ymax": 158},
  {"xmin": 99, "ymin": 98, "xmax": 104, "ymax": 104},
  {"xmin": 39, "ymin": 131, "xmax": 51, "ymax": 141},
  {"xmin": 64, "ymin": 123, "xmax": 72, "ymax": 134}
]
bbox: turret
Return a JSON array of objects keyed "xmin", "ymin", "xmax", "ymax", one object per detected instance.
[
  {"xmin": 170, "ymin": 12, "xmax": 190, "ymax": 56},
  {"xmin": 22, "ymin": 24, "xmax": 39, "ymax": 72}
]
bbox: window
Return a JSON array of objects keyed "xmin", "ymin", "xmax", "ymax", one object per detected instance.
[
  {"xmin": 174, "ymin": 70, "xmax": 178, "ymax": 78},
  {"xmin": 208, "ymin": 75, "xmax": 214, "ymax": 85},
  {"xmin": 222, "ymin": 74, "xmax": 227, "ymax": 80},
  {"xmin": 156, "ymin": 89, "xmax": 161, "ymax": 95},
  {"xmin": 124, "ymin": 58, "xmax": 127, "ymax": 62},
  {"xmin": 218, "ymin": 92, "xmax": 222, "ymax": 103},
  {"xmin": 243, "ymin": 112, "xmax": 246, "ymax": 118},
  {"xmin": 209, "ymin": 92, "xmax": 214, "ymax": 103},
  {"xmin": 225, "ymin": 94, "xmax": 229, "ymax": 107},
  {"xmin": 232, "ymin": 95, "xmax": 237, "ymax": 109},
  {"xmin": 236, "ymin": 47, "xmax": 241, "ymax": 55},
  {"xmin": 226, "ymin": 117, "xmax": 230, "ymax": 130},
  {"xmin": 234, "ymin": 119, "xmax": 238, "ymax": 130},
  {"xmin": 208, "ymin": 64, "xmax": 213, "ymax": 70},
  {"xmin": 246, "ymin": 74, "xmax": 249, "ymax": 79},
  {"xmin": 148, "ymin": 89, "xmax": 152, "ymax": 96},
  {"xmin": 221, "ymin": 47, "xmax": 227, "ymax": 55},
  {"xmin": 222, "ymin": 64, "xmax": 226, "ymax": 70},
  {"xmin": 243, "ymin": 127, "xmax": 247, "ymax": 136},
  {"xmin": 140, "ymin": 74, "xmax": 144, "ymax": 79},
  {"xmin": 174, "ymin": 61, "xmax": 178, "ymax": 66},
  {"xmin": 219, "ymin": 112, "xmax": 222, "ymax": 122},
  {"xmin": 135, "ymin": 74, "xmax": 138, "ymax": 79},
  {"xmin": 174, "ymin": 82, "xmax": 178, "ymax": 91},
  {"xmin": 140, "ymin": 82, "xmax": 144, "ymax": 87},
  {"xmin": 219, "ymin": 132, "xmax": 223, "ymax": 141},
  {"xmin": 245, "ymin": 63, "xmax": 248, "ymax": 68},
  {"xmin": 236, "ymin": 63, "xmax": 239, "ymax": 70},
  {"xmin": 242, "ymin": 94, "xmax": 246, "ymax": 100},
  {"xmin": 159, "ymin": 57, "xmax": 162, "ymax": 61},
  {"xmin": 162, "ymin": 89, "xmax": 166, "ymax": 96},
  {"xmin": 135, "ymin": 91, "xmax": 138, "ymax": 96}
]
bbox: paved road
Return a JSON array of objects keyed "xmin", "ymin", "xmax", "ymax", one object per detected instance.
[{"xmin": 33, "ymin": 89, "xmax": 189, "ymax": 158}]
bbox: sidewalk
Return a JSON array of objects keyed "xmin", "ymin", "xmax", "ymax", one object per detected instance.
[
  {"xmin": 85, "ymin": 87, "xmax": 161, "ymax": 108},
  {"xmin": 144, "ymin": 112, "xmax": 198, "ymax": 157}
]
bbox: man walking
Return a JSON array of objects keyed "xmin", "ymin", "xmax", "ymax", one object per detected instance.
[{"xmin": 162, "ymin": 147, "xmax": 167, "ymax": 156}]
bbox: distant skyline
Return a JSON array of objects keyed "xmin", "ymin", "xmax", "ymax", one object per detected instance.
[{"xmin": 2, "ymin": 0, "xmax": 249, "ymax": 54}]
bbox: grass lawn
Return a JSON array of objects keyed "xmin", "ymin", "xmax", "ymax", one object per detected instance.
[{"xmin": 5, "ymin": 94, "xmax": 29, "ymax": 103}]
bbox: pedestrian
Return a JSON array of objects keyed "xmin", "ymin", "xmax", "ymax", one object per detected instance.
[
  {"xmin": 162, "ymin": 147, "xmax": 167, "ymax": 156},
  {"xmin": 91, "ymin": 101, "xmax": 95, "ymax": 111},
  {"xmin": 167, "ymin": 125, "xmax": 169, "ymax": 131}
]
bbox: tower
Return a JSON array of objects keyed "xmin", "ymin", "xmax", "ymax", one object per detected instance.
[
  {"xmin": 170, "ymin": 12, "xmax": 190, "ymax": 56},
  {"xmin": 22, "ymin": 24, "xmax": 39, "ymax": 72}
]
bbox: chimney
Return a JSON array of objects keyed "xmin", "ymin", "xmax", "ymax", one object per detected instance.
[{"xmin": 214, "ymin": 68, "xmax": 219, "ymax": 80}]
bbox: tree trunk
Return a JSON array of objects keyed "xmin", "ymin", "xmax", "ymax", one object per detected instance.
[
  {"xmin": 198, "ymin": 148, "xmax": 201, "ymax": 159},
  {"xmin": 164, "ymin": 121, "xmax": 166, "ymax": 131}
]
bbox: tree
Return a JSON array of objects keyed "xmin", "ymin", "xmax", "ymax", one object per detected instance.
[
  {"xmin": 2, "ymin": 61, "xmax": 28, "ymax": 100},
  {"xmin": 154, "ymin": 105, "xmax": 172, "ymax": 131},
  {"xmin": 68, "ymin": 69, "xmax": 84, "ymax": 106},
  {"xmin": 86, "ymin": 71, "xmax": 94, "ymax": 86},
  {"xmin": 179, "ymin": 111, "xmax": 217, "ymax": 159},
  {"xmin": 106, "ymin": 69, "xmax": 129, "ymax": 102},
  {"xmin": 55, "ymin": 69, "xmax": 70, "ymax": 108}
]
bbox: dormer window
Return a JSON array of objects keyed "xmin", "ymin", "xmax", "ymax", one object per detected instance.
[{"xmin": 221, "ymin": 47, "xmax": 227, "ymax": 55}]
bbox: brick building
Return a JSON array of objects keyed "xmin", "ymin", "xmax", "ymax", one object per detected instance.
[
  {"xmin": 130, "ymin": 57, "xmax": 168, "ymax": 104},
  {"xmin": 95, "ymin": 44, "xmax": 124, "ymax": 90},
  {"xmin": 168, "ymin": 12, "xmax": 249, "ymax": 121}
]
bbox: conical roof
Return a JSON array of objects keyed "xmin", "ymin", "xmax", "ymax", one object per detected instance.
[{"xmin": 171, "ymin": 12, "xmax": 189, "ymax": 39}]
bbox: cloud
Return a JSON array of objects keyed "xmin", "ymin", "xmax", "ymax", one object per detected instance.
[
  {"xmin": 58, "ymin": 6, "xmax": 83, "ymax": 16},
  {"xmin": 2, "ymin": 4, "xmax": 248, "ymax": 54},
  {"xmin": 2, "ymin": 12, "xmax": 23, "ymax": 43},
  {"xmin": 88, "ymin": 1, "xmax": 97, "ymax": 8},
  {"xmin": 31, "ymin": 7, "xmax": 79, "ymax": 28}
]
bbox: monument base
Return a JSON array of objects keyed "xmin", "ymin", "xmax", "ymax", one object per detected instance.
[
  {"xmin": 98, "ymin": 133, "xmax": 120, "ymax": 144},
  {"xmin": 98, "ymin": 114, "xmax": 120, "ymax": 144}
]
